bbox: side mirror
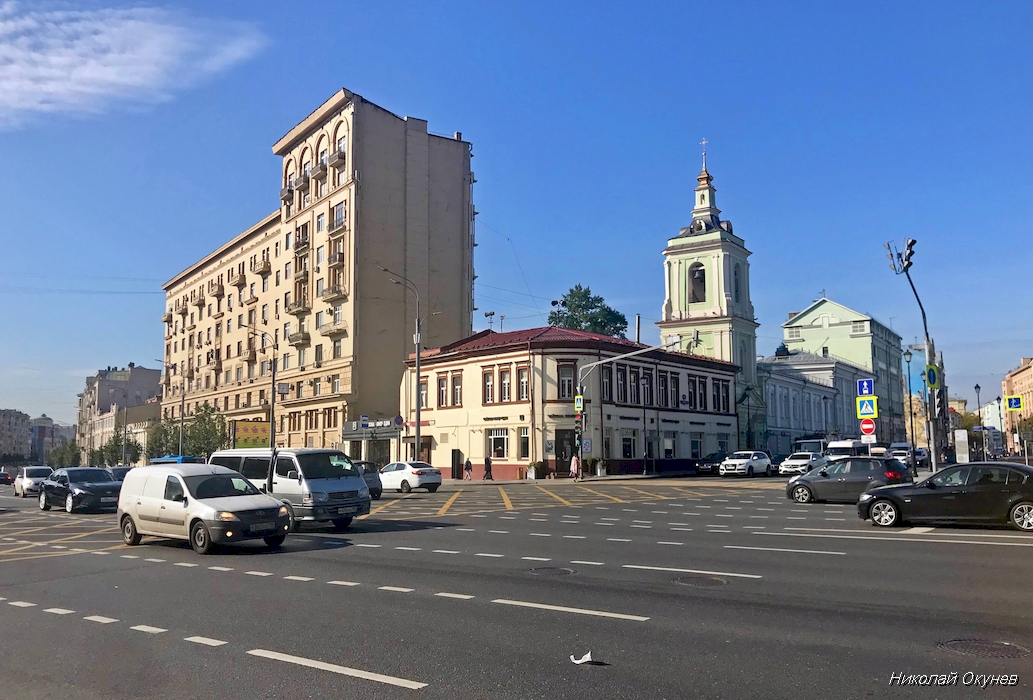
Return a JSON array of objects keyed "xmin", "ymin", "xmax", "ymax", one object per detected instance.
[
  {"xmin": 925, "ymin": 481, "xmax": 936, "ymax": 489},
  {"xmin": 172, "ymin": 493, "xmax": 185, "ymax": 503},
  {"xmin": 287, "ymin": 470, "xmax": 299, "ymax": 481},
  {"xmin": 819, "ymin": 469, "xmax": 829, "ymax": 478}
]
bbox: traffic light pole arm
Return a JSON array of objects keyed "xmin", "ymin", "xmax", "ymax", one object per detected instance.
[
  {"xmin": 576, "ymin": 340, "xmax": 680, "ymax": 391},
  {"xmin": 903, "ymin": 267, "xmax": 939, "ymax": 472},
  {"xmin": 904, "ymin": 269, "xmax": 929, "ymax": 344}
]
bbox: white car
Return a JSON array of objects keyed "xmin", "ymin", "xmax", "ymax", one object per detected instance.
[
  {"xmin": 778, "ymin": 452, "xmax": 828, "ymax": 476},
  {"xmin": 719, "ymin": 451, "xmax": 773, "ymax": 477},
  {"xmin": 14, "ymin": 466, "xmax": 53, "ymax": 497},
  {"xmin": 380, "ymin": 461, "xmax": 442, "ymax": 493}
]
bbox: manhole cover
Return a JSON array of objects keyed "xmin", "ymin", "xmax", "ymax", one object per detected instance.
[
  {"xmin": 528, "ymin": 567, "xmax": 576, "ymax": 576},
  {"xmin": 937, "ymin": 640, "xmax": 1031, "ymax": 659},
  {"xmin": 673, "ymin": 574, "xmax": 729, "ymax": 588}
]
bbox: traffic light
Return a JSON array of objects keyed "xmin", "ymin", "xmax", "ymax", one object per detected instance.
[
  {"xmin": 574, "ymin": 412, "xmax": 583, "ymax": 433},
  {"xmin": 901, "ymin": 238, "xmax": 917, "ymax": 273}
]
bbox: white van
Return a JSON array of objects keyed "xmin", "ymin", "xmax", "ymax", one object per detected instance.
[
  {"xmin": 208, "ymin": 448, "xmax": 371, "ymax": 531},
  {"xmin": 826, "ymin": 440, "xmax": 866, "ymax": 457},
  {"xmin": 117, "ymin": 464, "xmax": 290, "ymax": 554}
]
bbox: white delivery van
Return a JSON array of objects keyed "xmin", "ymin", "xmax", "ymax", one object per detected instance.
[
  {"xmin": 208, "ymin": 448, "xmax": 371, "ymax": 531},
  {"xmin": 826, "ymin": 440, "xmax": 867, "ymax": 457}
]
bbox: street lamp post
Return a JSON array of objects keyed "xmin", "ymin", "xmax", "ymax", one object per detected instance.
[
  {"xmin": 997, "ymin": 396, "xmax": 1003, "ymax": 458},
  {"xmin": 378, "ymin": 266, "xmax": 426, "ymax": 462},
  {"xmin": 110, "ymin": 387, "xmax": 128, "ymax": 466},
  {"xmin": 904, "ymin": 350, "xmax": 916, "ymax": 474},
  {"xmin": 249, "ymin": 329, "xmax": 280, "ymax": 493}
]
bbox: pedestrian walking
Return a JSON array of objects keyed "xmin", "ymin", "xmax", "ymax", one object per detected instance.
[
  {"xmin": 570, "ymin": 453, "xmax": 581, "ymax": 482},
  {"xmin": 463, "ymin": 458, "xmax": 473, "ymax": 480},
  {"xmin": 483, "ymin": 455, "xmax": 493, "ymax": 480}
]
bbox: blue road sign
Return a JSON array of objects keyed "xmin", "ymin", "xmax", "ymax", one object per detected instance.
[
  {"xmin": 360, "ymin": 414, "xmax": 369, "ymax": 429},
  {"xmin": 856, "ymin": 396, "xmax": 879, "ymax": 419},
  {"xmin": 925, "ymin": 365, "xmax": 940, "ymax": 389},
  {"xmin": 857, "ymin": 378, "xmax": 875, "ymax": 396},
  {"xmin": 1007, "ymin": 396, "xmax": 1024, "ymax": 411}
]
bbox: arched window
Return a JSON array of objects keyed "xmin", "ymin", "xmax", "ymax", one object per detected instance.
[
  {"xmin": 734, "ymin": 264, "xmax": 741, "ymax": 303},
  {"xmin": 689, "ymin": 263, "xmax": 706, "ymax": 303},
  {"xmin": 699, "ymin": 193, "xmax": 705, "ymax": 204}
]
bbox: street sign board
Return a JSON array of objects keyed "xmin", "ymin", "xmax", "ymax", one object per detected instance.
[
  {"xmin": 574, "ymin": 395, "xmax": 584, "ymax": 412},
  {"xmin": 393, "ymin": 415, "xmax": 404, "ymax": 428},
  {"xmin": 582, "ymin": 438, "xmax": 592, "ymax": 452},
  {"xmin": 860, "ymin": 434, "xmax": 877, "ymax": 445},
  {"xmin": 545, "ymin": 440, "xmax": 555, "ymax": 454},
  {"xmin": 955, "ymin": 429, "xmax": 970, "ymax": 463},
  {"xmin": 859, "ymin": 418, "xmax": 876, "ymax": 435},
  {"xmin": 973, "ymin": 426, "xmax": 983, "ymax": 432},
  {"xmin": 360, "ymin": 414, "xmax": 369, "ymax": 429},
  {"xmin": 856, "ymin": 396, "xmax": 879, "ymax": 419},
  {"xmin": 1006, "ymin": 395, "xmax": 1024, "ymax": 411},
  {"xmin": 857, "ymin": 378, "xmax": 875, "ymax": 396},
  {"xmin": 925, "ymin": 365, "xmax": 940, "ymax": 389}
]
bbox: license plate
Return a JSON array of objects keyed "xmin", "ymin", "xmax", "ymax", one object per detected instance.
[
  {"xmin": 250, "ymin": 522, "xmax": 275, "ymax": 533},
  {"xmin": 337, "ymin": 507, "xmax": 356, "ymax": 515},
  {"xmin": 101, "ymin": 497, "xmax": 117, "ymax": 503}
]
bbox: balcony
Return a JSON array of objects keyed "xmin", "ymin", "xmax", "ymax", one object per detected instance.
[
  {"xmin": 286, "ymin": 298, "xmax": 311, "ymax": 316},
  {"xmin": 328, "ymin": 251, "xmax": 346, "ymax": 268},
  {"xmin": 176, "ymin": 302, "xmax": 188, "ymax": 316},
  {"xmin": 311, "ymin": 163, "xmax": 327, "ymax": 181},
  {"xmin": 294, "ymin": 234, "xmax": 310, "ymax": 253},
  {"xmin": 209, "ymin": 282, "xmax": 225, "ymax": 297},
  {"xmin": 295, "ymin": 174, "xmax": 310, "ymax": 192},
  {"xmin": 318, "ymin": 319, "xmax": 348, "ymax": 337},
  {"xmin": 244, "ymin": 295, "xmax": 259, "ymax": 305},
  {"xmin": 287, "ymin": 331, "xmax": 311, "ymax": 346},
  {"xmin": 244, "ymin": 347, "xmax": 257, "ymax": 363},
  {"xmin": 162, "ymin": 312, "xmax": 173, "ymax": 323},
  {"xmin": 295, "ymin": 269, "xmax": 309, "ymax": 285},
  {"xmin": 184, "ymin": 367, "xmax": 195, "ymax": 381},
  {"xmin": 191, "ymin": 293, "xmax": 205, "ymax": 307},
  {"xmin": 279, "ymin": 185, "xmax": 294, "ymax": 203},
  {"xmin": 328, "ymin": 150, "xmax": 346, "ymax": 170},
  {"xmin": 320, "ymin": 284, "xmax": 346, "ymax": 302},
  {"xmin": 228, "ymin": 271, "xmax": 246, "ymax": 288},
  {"xmin": 252, "ymin": 259, "xmax": 271, "ymax": 276},
  {"xmin": 328, "ymin": 217, "xmax": 347, "ymax": 236}
]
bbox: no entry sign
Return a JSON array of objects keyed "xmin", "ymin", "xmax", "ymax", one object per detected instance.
[{"xmin": 860, "ymin": 418, "xmax": 876, "ymax": 435}]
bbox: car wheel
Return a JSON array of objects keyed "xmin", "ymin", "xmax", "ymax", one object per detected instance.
[
  {"xmin": 39, "ymin": 490, "xmax": 50, "ymax": 511},
  {"xmin": 765, "ymin": 465, "xmax": 772, "ymax": 477},
  {"xmin": 283, "ymin": 503, "xmax": 300, "ymax": 532},
  {"xmin": 870, "ymin": 500, "xmax": 900, "ymax": 527},
  {"xmin": 264, "ymin": 534, "xmax": 286, "ymax": 549},
  {"xmin": 190, "ymin": 521, "xmax": 214, "ymax": 554},
  {"xmin": 121, "ymin": 516, "xmax": 141, "ymax": 546},
  {"xmin": 18, "ymin": 486, "xmax": 24, "ymax": 498},
  {"xmin": 371, "ymin": 490, "xmax": 382, "ymax": 500},
  {"xmin": 746, "ymin": 466, "xmax": 754, "ymax": 478},
  {"xmin": 65, "ymin": 494, "xmax": 75, "ymax": 514},
  {"xmin": 400, "ymin": 480, "xmax": 411, "ymax": 494},
  {"xmin": 1009, "ymin": 502, "xmax": 1033, "ymax": 531},
  {"xmin": 332, "ymin": 517, "xmax": 353, "ymax": 532},
  {"xmin": 427, "ymin": 485, "xmax": 439, "ymax": 493},
  {"xmin": 791, "ymin": 485, "xmax": 813, "ymax": 503}
]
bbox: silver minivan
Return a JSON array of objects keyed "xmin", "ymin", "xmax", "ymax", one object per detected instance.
[{"xmin": 208, "ymin": 448, "xmax": 371, "ymax": 531}]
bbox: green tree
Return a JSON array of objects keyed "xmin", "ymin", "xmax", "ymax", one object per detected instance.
[
  {"xmin": 547, "ymin": 284, "xmax": 628, "ymax": 339},
  {"xmin": 50, "ymin": 440, "xmax": 80, "ymax": 468},
  {"xmin": 184, "ymin": 403, "xmax": 229, "ymax": 459},
  {"xmin": 147, "ymin": 419, "xmax": 181, "ymax": 459},
  {"xmin": 100, "ymin": 431, "xmax": 142, "ymax": 466},
  {"xmin": 87, "ymin": 448, "xmax": 104, "ymax": 466}
]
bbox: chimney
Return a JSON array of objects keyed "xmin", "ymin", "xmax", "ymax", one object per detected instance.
[
  {"xmin": 635, "ymin": 314, "xmax": 641, "ymax": 343},
  {"xmin": 787, "ymin": 312, "xmax": 799, "ymax": 322},
  {"xmin": 128, "ymin": 362, "xmax": 135, "ymax": 369},
  {"xmin": 454, "ymin": 131, "xmax": 462, "ymax": 140}
]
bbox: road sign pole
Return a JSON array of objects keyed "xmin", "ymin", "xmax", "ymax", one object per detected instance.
[{"xmin": 925, "ymin": 339, "xmax": 939, "ymax": 472}]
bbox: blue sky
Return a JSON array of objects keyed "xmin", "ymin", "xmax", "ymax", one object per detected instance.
[{"xmin": 1, "ymin": 0, "xmax": 1030, "ymax": 424}]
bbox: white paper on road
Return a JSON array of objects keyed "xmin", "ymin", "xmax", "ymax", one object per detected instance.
[{"xmin": 571, "ymin": 651, "xmax": 593, "ymax": 665}]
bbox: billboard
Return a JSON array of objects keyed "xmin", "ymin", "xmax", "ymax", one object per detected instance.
[{"xmin": 234, "ymin": 421, "xmax": 270, "ymax": 448}]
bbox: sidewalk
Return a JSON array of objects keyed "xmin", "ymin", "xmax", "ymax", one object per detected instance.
[{"xmin": 446, "ymin": 471, "xmax": 697, "ymax": 486}]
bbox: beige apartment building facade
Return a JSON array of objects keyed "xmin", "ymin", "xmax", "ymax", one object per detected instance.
[
  {"xmin": 400, "ymin": 327, "xmax": 740, "ymax": 481},
  {"xmin": 0, "ymin": 409, "xmax": 31, "ymax": 459},
  {"xmin": 1003, "ymin": 358, "xmax": 1033, "ymax": 451},
  {"xmin": 162, "ymin": 89, "xmax": 474, "ymax": 451},
  {"xmin": 76, "ymin": 365, "xmax": 161, "ymax": 464}
]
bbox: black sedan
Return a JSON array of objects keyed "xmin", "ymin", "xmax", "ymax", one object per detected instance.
[
  {"xmin": 39, "ymin": 468, "xmax": 122, "ymax": 513},
  {"xmin": 858, "ymin": 462, "xmax": 1033, "ymax": 530},
  {"xmin": 695, "ymin": 452, "xmax": 727, "ymax": 476},
  {"xmin": 786, "ymin": 457, "xmax": 912, "ymax": 503}
]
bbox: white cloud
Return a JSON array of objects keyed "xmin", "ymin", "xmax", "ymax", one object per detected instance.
[{"xmin": 0, "ymin": 1, "xmax": 266, "ymax": 126}]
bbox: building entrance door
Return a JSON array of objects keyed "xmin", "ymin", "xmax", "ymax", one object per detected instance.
[
  {"xmin": 451, "ymin": 449, "xmax": 463, "ymax": 480},
  {"xmin": 555, "ymin": 430, "xmax": 576, "ymax": 476}
]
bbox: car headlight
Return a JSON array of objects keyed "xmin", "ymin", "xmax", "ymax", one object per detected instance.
[
  {"xmin": 71, "ymin": 488, "xmax": 86, "ymax": 496},
  {"xmin": 303, "ymin": 491, "xmax": 328, "ymax": 504},
  {"xmin": 358, "ymin": 485, "xmax": 370, "ymax": 498},
  {"xmin": 278, "ymin": 506, "xmax": 289, "ymax": 517},
  {"xmin": 858, "ymin": 493, "xmax": 874, "ymax": 502},
  {"xmin": 215, "ymin": 511, "xmax": 240, "ymax": 521}
]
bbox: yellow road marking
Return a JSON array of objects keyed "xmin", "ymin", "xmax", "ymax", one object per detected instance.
[
  {"xmin": 437, "ymin": 490, "xmax": 463, "ymax": 516},
  {"xmin": 498, "ymin": 486, "xmax": 514, "ymax": 510},
  {"xmin": 535, "ymin": 486, "xmax": 572, "ymax": 506},
  {"xmin": 620, "ymin": 485, "xmax": 667, "ymax": 499},
  {"xmin": 357, "ymin": 495, "xmax": 410, "ymax": 520},
  {"xmin": 577, "ymin": 485, "xmax": 625, "ymax": 502}
]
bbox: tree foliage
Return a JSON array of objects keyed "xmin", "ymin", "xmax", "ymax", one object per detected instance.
[
  {"xmin": 147, "ymin": 419, "xmax": 182, "ymax": 459},
  {"xmin": 100, "ymin": 431, "xmax": 142, "ymax": 466},
  {"xmin": 547, "ymin": 284, "xmax": 628, "ymax": 339},
  {"xmin": 147, "ymin": 404, "xmax": 229, "ymax": 460},
  {"xmin": 50, "ymin": 440, "xmax": 81, "ymax": 468}
]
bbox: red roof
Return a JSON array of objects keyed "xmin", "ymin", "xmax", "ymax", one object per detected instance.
[{"xmin": 440, "ymin": 326, "xmax": 646, "ymax": 354}]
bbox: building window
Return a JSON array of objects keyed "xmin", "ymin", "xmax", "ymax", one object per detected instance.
[
  {"xmin": 333, "ymin": 339, "xmax": 342, "ymax": 359},
  {"xmin": 419, "ymin": 380, "xmax": 428, "ymax": 409},
  {"xmin": 717, "ymin": 433, "xmax": 730, "ymax": 454},
  {"xmin": 788, "ymin": 327, "xmax": 801, "ymax": 340},
  {"xmin": 690, "ymin": 432, "xmax": 703, "ymax": 459},
  {"xmin": 616, "ymin": 365, "xmax": 627, "ymax": 403},
  {"xmin": 657, "ymin": 372, "xmax": 668, "ymax": 407},
  {"xmin": 851, "ymin": 321, "xmax": 866, "ymax": 334},
  {"xmin": 719, "ymin": 380, "xmax": 731, "ymax": 413},
  {"xmin": 602, "ymin": 366, "xmax": 612, "ymax": 401},
  {"xmin": 518, "ymin": 368, "xmax": 529, "ymax": 401},
  {"xmin": 558, "ymin": 364, "xmax": 574, "ymax": 399},
  {"xmin": 698, "ymin": 377, "xmax": 708, "ymax": 411},
  {"xmin": 663, "ymin": 431, "xmax": 677, "ymax": 459},
  {"xmin": 332, "ymin": 374, "xmax": 340, "ymax": 393},
  {"xmin": 603, "ymin": 428, "xmax": 612, "ymax": 459},
  {"xmin": 316, "ymin": 246, "xmax": 325, "ymax": 265},
  {"xmin": 438, "ymin": 377, "xmax": 448, "ymax": 408},
  {"xmin": 641, "ymin": 370, "xmax": 653, "ymax": 405},
  {"xmin": 670, "ymin": 373, "xmax": 680, "ymax": 409},
  {"xmin": 483, "ymin": 371, "xmax": 494, "ymax": 403},
  {"xmin": 313, "ymin": 378, "xmax": 321, "ymax": 397},
  {"xmin": 316, "ymin": 215, "xmax": 325, "ymax": 232},
  {"xmin": 689, "ymin": 263, "xmax": 706, "ymax": 303},
  {"xmin": 333, "ymin": 202, "xmax": 345, "ymax": 228},
  {"xmin": 519, "ymin": 427, "xmax": 529, "ymax": 460},
  {"xmin": 621, "ymin": 429, "xmax": 636, "ymax": 459},
  {"xmin": 488, "ymin": 428, "xmax": 509, "ymax": 458},
  {"xmin": 500, "ymin": 368, "xmax": 511, "ymax": 402},
  {"xmin": 733, "ymin": 263, "xmax": 741, "ymax": 303},
  {"xmin": 286, "ymin": 232, "xmax": 292, "ymax": 250},
  {"xmin": 629, "ymin": 368, "xmax": 640, "ymax": 404}
]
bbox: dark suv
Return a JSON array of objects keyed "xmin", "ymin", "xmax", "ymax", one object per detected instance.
[{"xmin": 786, "ymin": 457, "xmax": 913, "ymax": 504}]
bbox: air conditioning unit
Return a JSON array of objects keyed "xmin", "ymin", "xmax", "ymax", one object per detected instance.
[
  {"xmin": 262, "ymin": 319, "xmax": 268, "ymax": 325},
  {"xmin": 306, "ymin": 379, "xmax": 315, "ymax": 386}
]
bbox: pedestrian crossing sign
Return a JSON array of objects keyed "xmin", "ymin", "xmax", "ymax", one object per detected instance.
[
  {"xmin": 856, "ymin": 396, "xmax": 879, "ymax": 419},
  {"xmin": 574, "ymin": 395, "xmax": 584, "ymax": 412},
  {"xmin": 1006, "ymin": 395, "xmax": 1024, "ymax": 412}
]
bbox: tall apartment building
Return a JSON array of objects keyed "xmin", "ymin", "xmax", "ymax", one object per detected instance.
[
  {"xmin": 0, "ymin": 409, "xmax": 31, "ymax": 459},
  {"xmin": 76, "ymin": 364, "xmax": 162, "ymax": 463},
  {"xmin": 162, "ymin": 88, "xmax": 474, "ymax": 451},
  {"xmin": 1002, "ymin": 358, "xmax": 1033, "ymax": 451},
  {"xmin": 30, "ymin": 415, "xmax": 75, "ymax": 463}
]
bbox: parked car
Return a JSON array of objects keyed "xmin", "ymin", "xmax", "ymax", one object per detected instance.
[
  {"xmin": 0, "ymin": 472, "xmax": 12, "ymax": 485},
  {"xmin": 695, "ymin": 452, "xmax": 727, "ymax": 476},
  {"xmin": 14, "ymin": 466, "xmax": 53, "ymax": 497},
  {"xmin": 914, "ymin": 448, "xmax": 930, "ymax": 468},
  {"xmin": 779, "ymin": 452, "xmax": 828, "ymax": 476},
  {"xmin": 786, "ymin": 457, "xmax": 912, "ymax": 504},
  {"xmin": 859, "ymin": 462, "xmax": 1033, "ymax": 530},
  {"xmin": 117, "ymin": 464, "xmax": 291, "ymax": 554},
  {"xmin": 353, "ymin": 461, "xmax": 383, "ymax": 499},
  {"xmin": 719, "ymin": 451, "xmax": 773, "ymax": 478},
  {"xmin": 108, "ymin": 466, "xmax": 133, "ymax": 481},
  {"xmin": 39, "ymin": 468, "xmax": 121, "ymax": 513},
  {"xmin": 208, "ymin": 448, "xmax": 371, "ymax": 531},
  {"xmin": 380, "ymin": 461, "xmax": 442, "ymax": 493}
]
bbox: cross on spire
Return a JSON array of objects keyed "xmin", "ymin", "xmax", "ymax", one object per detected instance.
[{"xmin": 700, "ymin": 137, "xmax": 708, "ymax": 169}]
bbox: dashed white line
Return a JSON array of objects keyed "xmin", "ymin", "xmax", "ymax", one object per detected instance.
[
  {"xmin": 245, "ymin": 571, "xmax": 274, "ymax": 577},
  {"xmin": 522, "ymin": 556, "xmax": 551, "ymax": 561},
  {"xmin": 608, "ymin": 538, "xmax": 632, "ymax": 542},
  {"xmin": 90, "ymin": 551, "xmax": 109, "ymax": 556},
  {"xmin": 529, "ymin": 533, "xmax": 551, "ymax": 537},
  {"xmin": 563, "ymin": 535, "xmax": 586, "ymax": 539},
  {"xmin": 185, "ymin": 636, "xmax": 227, "ymax": 646},
  {"xmin": 657, "ymin": 541, "xmax": 683, "ymax": 546},
  {"xmin": 378, "ymin": 586, "xmax": 414, "ymax": 592},
  {"xmin": 475, "ymin": 553, "xmax": 504, "ymax": 558},
  {"xmin": 456, "ymin": 528, "xmax": 475, "ymax": 532},
  {"xmin": 432, "ymin": 549, "xmax": 460, "ymax": 554},
  {"xmin": 174, "ymin": 562, "xmax": 199, "ymax": 568},
  {"xmin": 725, "ymin": 545, "xmax": 845, "ymax": 556},
  {"xmin": 43, "ymin": 608, "xmax": 75, "ymax": 615},
  {"xmin": 144, "ymin": 558, "xmax": 165, "ymax": 562},
  {"xmin": 787, "ymin": 517, "xmax": 807, "ymax": 520},
  {"xmin": 714, "ymin": 514, "xmax": 734, "ymax": 518},
  {"xmin": 571, "ymin": 560, "xmax": 604, "ymax": 565},
  {"xmin": 492, "ymin": 599, "xmax": 649, "ymax": 622},
  {"xmin": 670, "ymin": 528, "xmax": 693, "ymax": 532},
  {"xmin": 395, "ymin": 546, "xmax": 422, "ymax": 551},
  {"xmin": 757, "ymin": 507, "xmax": 775, "ymax": 511},
  {"xmin": 131, "ymin": 625, "xmax": 167, "ymax": 634},
  {"xmin": 328, "ymin": 580, "xmax": 361, "ymax": 586},
  {"xmin": 488, "ymin": 530, "xmax": 509, "ymax": 534},
  {"xmin": 355, "ymin": 543, "xmax": 382, "ymax": 547},
  {"xmin": 8, "ymin": 601, "xmax": 36, "ymax": 608},
  {"xmin": 284, "ymin": 576, "xmax": 314, "ymax": 582},
  {"xmin": 84, "ymin": 615, "xmax": 119, "ymax": 624},
  {"xmin": 623, "ymin": 564, "xmax": 762, "ymax": 579},
  {"xmin": 529, "ymin": 518, "xmax": 547, "ymax": 522},
  {"xmin": 119, "ymin": 555, "xmax": 138, "ymax": 559},
  {"xmin": 435, "ymin": 592, "xmax": 475, "ymax": 600},
  {"xmin": 247, "ymin": 649, "xmax": 428, "ymax": 690},
  {"xmin": 209, "ymin": 566, "xmax": 233, "ymax": 572}
]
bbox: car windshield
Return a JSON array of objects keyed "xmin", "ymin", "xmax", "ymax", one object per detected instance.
[
  {"xmin": 702, "ymin": 452, "xmax": 724, "ymax": 461},
  {"xmin": 184, "ymin": 474, "xmax": 261, "ymax": 499},
  {"xmin": 109, "ymin": 467, "xmax": 132, "ymax": 480},
  {"xmin": 26, "ymin": 468, "xmax": 52, "ymax": 478},
  {"xmin": 296, "ymin": 452, "xmax": 359, "ymax": 479},
  {"xmin": 788, "ymin": 453, "xmax": 811, "ymax": 460},
  {"xmin": 730, "ymin": 452, "xmax": 753, "ymax": 459},
  {"xmin": 409, "ymin": 462, "xmax": 434, "ymax": 470},
  {"xmin": 67, "ymin": 469, "xmax": 114, "ymax": 483}
]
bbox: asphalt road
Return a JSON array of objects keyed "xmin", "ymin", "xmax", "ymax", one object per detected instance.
[{"xmin": 1, "ymin": 477, "xmax": 1032, "ymax": 699}]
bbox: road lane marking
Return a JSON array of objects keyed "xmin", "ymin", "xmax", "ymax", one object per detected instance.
[
  {"xmin": 608, "ymin": 538, "xmax": 631, "ymax": 542},
  {"xmin": 470, "ymin": 515, "xmax": 487, "ymax": 518},
  {"xmin": 44, "ymin": 608, "xmax": 75, "ymax": 615},
  {"xmin": 522, "ymin": 556, "xmax": 551, "ymax": 561},
  {"xmin": 435, "ymin": 592, "xmax": 474, "ymax": 599},
  {"xmin": 284, "ymin": 576, "xmax": 314, "ymax": 581},
  {"xmin": 529, "ymin": 533, "xmax": 551, "ymax": 537},
  {"xmin": 246, "ymin": 571, "xmax": 274, "ymax": 577},
  {"xmin": 247, "ymin": 649, "xmax": 428, "ymax": 689},
  {"xmin": 657, "ymin": 542, "xmax": 683, "ymax": 546},
  {"xmin": 743, "ymin": 526, "xmax": 766, "ymax": 529},
  {"xmin": 174, "ymin": 562, "xmax": 198, "ymax": 567},
  {"xmin": 8, "ymin": 601, "xmax": 36, "ymax": 607},
  {"xmin": 119, "ymin": 555, "xmax": 138, "ymax": 559},
  {"xmin": 594, "ymin": 522, "xmax": 614, "ymax": 526},
  {"xmin": 757, "ymin": 531, "xmax": 1033, "ymax": 547},
  {"xmin": 209, "ymin": 566, "xmax": 233, "ymax": 572},
  {"xmin": 630, "ymin": 525, "xmax": 652, "ymax": 529},
  {"xmin": 358, "ymin": 497, "xmax": 404, "ymax": 520},
  {"xmin": 563, "ymin": 535, "xmax": 586, "ymax": 539},
  {"xmin": 84, "ymin": 615, "xmax": 119, "ymax": 624},
  {"xmin": 328, "ymin": 580, "xmax": 361, "ymax": 586},
  {"xmin": 378, "ymin": 586, "xmax": 414, "ymax": 592},
  {"xmin": 600, "ymin": 517, "xmax": 619, "ymax": 521},
  {"xmin": 492, "ymin": 599, "xmax": 649, "ymax": 622},
  {"xmin": 395, "ymin": 546, "xmax": 422, "ymax": 551},
  {"xmin": 530, "ymin": 518, "xmax": 547, "ymax": 522},
  {"xmin": 437, "ymin": 489, "xmax": 463, "ymax": 516},
  {"xmin": 787, "ymin": 517, "xmax": 806, "ymax": 520},
  {"xmin": 571, "ymin": 560, "xmax": 605, "ymax": 565},
  {"xmin": 902, "ymin": 527, "xmax": 935, "ymax": 534},
  {"xmin": 185, "ymin": 636, "xmax": 227, "ymax": 646},
  {"xmin": 536, "ymin": 486, "xmax": 572, "ymax": 506},
  {"xmin": 725, "ymin": 545, "xmax": 845, "ymax": 556},
  {"xmin": 475, "ymin": 553, "xmax": 504, "ymax": 557},
  {"xmin": 354, "ymin": 544, "xmax": 381, "ymax": 548},
  {"xmin": 623, "ymin": 564, "xmax": 762, "ymax": 579},
  {"xmin": 578, "ymin": 486, "xmax": 624, "ymax": 503},
  {"xmin": 432, "ymin": 549, "xmax": 460, "ymax": 554},
  {"xmin": 498, "ymin": 486, "xmax": 514, "ymax": 510},
  {"xmin": 488, "ymin": 530, "xmax": 509, "ymax": 534},
  {"xmin": 131, "ymin": 625, "xmax": 167, "ymax": 634},
  {"xmin": 621, "ymin": 486, "xmax": 665, "ymax": 499}
]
